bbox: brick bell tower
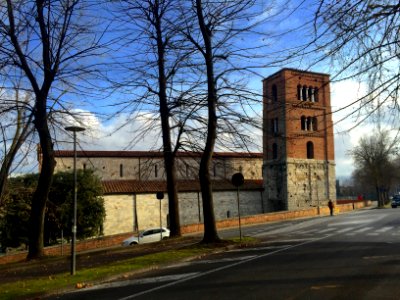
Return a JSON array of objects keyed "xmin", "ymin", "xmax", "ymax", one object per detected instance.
[{"xmin": 262, "ymin": 69, "xmax": 336, "ymax": 211}]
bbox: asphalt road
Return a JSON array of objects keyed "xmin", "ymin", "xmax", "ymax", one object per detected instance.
[{"xmin": 50, "ymin": 207, "xmax": 400, "ymax": 299}]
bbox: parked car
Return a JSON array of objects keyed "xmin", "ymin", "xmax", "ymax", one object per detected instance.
[
  {"xmin": 392, "ymin": 195, "xmax": 400, "ymax": 208},
  {"xmin": 122, "ymin": 227, "xmax": 170, "ymax": 246}
]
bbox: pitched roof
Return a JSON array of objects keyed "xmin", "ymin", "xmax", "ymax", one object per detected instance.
[
  {"xmin": 54, "ymin": 150, "xmax": 262, "ymax": 159},
  {"xmin": 102, "ymin": 179, "xmax": 263, "ymax": 194}
]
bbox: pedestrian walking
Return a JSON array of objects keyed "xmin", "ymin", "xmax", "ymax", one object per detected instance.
[{"xmin": 328, "ymin": 200, "xmax": 334, "ymax": 216}]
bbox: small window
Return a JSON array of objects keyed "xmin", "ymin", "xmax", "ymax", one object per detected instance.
[
  {"xmin": 301, "ymin": 116, "xmax": 306, "ymax": 131},
  {"xmin": 297, "ymin": 85, "xmax": 302, "ymax": 100},
  {"xmin": 308, "ymin": 87, "xmax": 313, "ymax": 101},
  {"xmin": 120, "ymin": 164, "xmax": 123, "ymax": 177},
  {"xmin": 307, "ymin": 117, "xmax": 312, "ymax": 131},
  {"xmin": 213, "ymin": 164, "xmax": 217, "ymax": 177},
  {"xmin": 302, "ymin": 86, "xmax": 307, "ymax": 101},
  {"xmin": 155, "ymin": 165, "xmax": 158, "ymax": 178},
  {"xmin": 312, "ymin": 117, "xmax": 318, "ymax": 131},
  {"xmin": 314, "ymin": 88, "xmax": 319, "ymax": 102},
  {"xmin": 271, "ymin": 118, "xmax": 278, "ymax": 134},
  {"xmin": 307, "ymin": 141, "xmax": 314, "ymax": 159},
  {"xmin": 272, "ymin": 143, "xmax": 278, "ymax": 159},
  {"xmin": 83, "ymin": 163, "xmax": 86, "ymax": 170},
  {"xmin": 272, "ymin": 84, "xmax": 278, "ymax": 102},
  {"xmin": 186, "ymin": 164, "xmax": 190, "ymax": 177}
]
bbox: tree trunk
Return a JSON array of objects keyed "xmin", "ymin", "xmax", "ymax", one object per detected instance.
[
  {"xmin": 196, "ymin": 0, "xmax": 220, "ymax": 243},
  {"xmin": 155, "ymin": 0, "xmax": 181, "ymax": 237},
  {"xmin": 27, "ymin": 96, "xmax": 56, "ymax": 259}
]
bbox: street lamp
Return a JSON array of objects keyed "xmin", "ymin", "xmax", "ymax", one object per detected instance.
[{"xmin": 65, "ymin": 126, "xmax": 85, "ymax": 275}]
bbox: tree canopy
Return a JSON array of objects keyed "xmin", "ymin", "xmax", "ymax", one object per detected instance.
[{"xmin": 0, "ymin": 170, "xmax": 105, "ymax": 252}]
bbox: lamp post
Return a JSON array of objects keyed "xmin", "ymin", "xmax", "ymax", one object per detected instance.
[{"xmin": 65, "ymin": 126, "xmax": 85, "ymax": 275}]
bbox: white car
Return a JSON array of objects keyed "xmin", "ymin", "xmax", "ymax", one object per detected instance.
[{"xmin": 122, "ymin": 227, "xmax": 170, "ymax": 246}]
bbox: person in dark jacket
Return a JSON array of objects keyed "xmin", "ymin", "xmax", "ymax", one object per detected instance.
[{"xmin": 328, "ymin": 200, "xmax": 334, "ymax": 216}]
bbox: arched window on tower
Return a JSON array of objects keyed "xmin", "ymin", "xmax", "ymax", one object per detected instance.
[
  {"xmin": 312, "ymin": 117, "xmax": 318, "ymax": 131},
  {"xmin": 307, "ymin": 141, "xmax": 314, "ymax": 159},
  {"xmin": 297, "ymin": 85, "xmax": 302, "ymax": 100},
  {"xmin": 272, "ymin": 143, "xmax": 278, "ymax": 159},
  {"xmin": 309, "ymin": 87, "xmax": 314, "ymax": 101},
  {"xmin": 301, "ymin": 116, "xmax": 306, "ymax": 130},
  {"xmin": 307, "ymin": 117, "xmax": 312, "ymax": 131},
  {"xmin": 314, "ymin": 88, "xmax": 319, "ymax": 102},
  {"xmin": 302, "ymin": 85, "xmax": 308, "ymax": 101},
  {"xmin": 271, "ymin": 118, "xmax": 278, "ymax": 134},
  {"xmin": 272, "ymin": 84, "xmax": 278, "ymax": 102}
]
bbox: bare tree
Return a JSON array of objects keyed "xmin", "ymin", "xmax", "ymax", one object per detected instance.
[
  {"xmin": 0, "ymin": 82, "xmax": 34, "ymax": 203},
  {"xmin": 176, "ymin": 0, "xmax": 269, "ymax": 243},
  {"xmin": 111, "ymin": 0, "xmax": 201, "ymax": 237},
  {"xmin": 0, "ymin": 1, "xmax": 113, "ymax": 259},
  {"xmin": 309, "ymin": 1, "xmax": 400, "ymax": 127},
  {"xmin": 350, "ymin": 130, "xmax": 399, "ymax": 207}
]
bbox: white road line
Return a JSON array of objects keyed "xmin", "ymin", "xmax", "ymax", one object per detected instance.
[
  {"xmin": 336, "ymin": 228, "xmax": 354, "ymax": 234},
  {"xmin": 79, "ymin": 273, "xmax": 200, "ymax": 291},
  {"xmin": 192, "ymin": 255, "xmax": 258, "ymax": 264},
  {"xmin": 354, "ymin": 227, "xmax": 373, "ymax": 233},
  {"xmin": 117, "ymin": 235, "xmax": 331, "ymax": 300},
  {"xmin": 375, "ymin": 226, "xmax": 394, "ymax": 233},
  {"xmin": 228, "ymin": 245, "xmax": 294, "ymax": 252},
  {"xmin": 319, "ymin": 228, "xmax": 337, "ymax": 233}
]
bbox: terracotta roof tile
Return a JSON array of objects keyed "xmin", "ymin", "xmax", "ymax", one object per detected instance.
[{"xmin": 102, "ymin": 179, "xmax": 263, "ymax": 194}]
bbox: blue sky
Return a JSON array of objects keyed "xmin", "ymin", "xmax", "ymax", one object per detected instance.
[{"xmin": 3, "ymin": 0, "xmax": 395, "ymax": 180}]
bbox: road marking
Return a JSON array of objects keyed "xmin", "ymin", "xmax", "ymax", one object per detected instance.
[
  {"xmin": 346, "ymin": 227, "xmax": 374, "ymax": 236},
  {"xmin": 375, "ymin": 226, "xmax": 394, "ymax": 233},
  {"xmin": 319, "ymin": 228, "xmax": 337, "ymax": 233},
  {"xmin": 117, "ymin": 235, "xmax": 333, "ymax": 300},
  {"xmin": 336, "ymin": 228, "xmax": 353, "ymax": 234},
  {"xmin": 81, "ymin": 273, "xmax": 200, "ymax": 291},
  {"xmin": 228, "ymin": 245, "xmax": 294, "ymax": 252},
  {"xmin": 192, "ymin": 255, "xmax": 257, "ymax": 264},
  {"xmin": 354, "ymin": 227, "xmax": 373, "ymax": 233}
]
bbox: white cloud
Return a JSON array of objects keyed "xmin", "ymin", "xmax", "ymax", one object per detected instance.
[
  {"xmin": 331, "ymin": 80, "xmax": 370, "ymax": 178},
  {"xmin": 61, "ymin": 110, "xmax": 162, "ymax": 151}
]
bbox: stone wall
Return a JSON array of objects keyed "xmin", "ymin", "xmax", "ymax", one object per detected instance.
[
  {"xmin": 103, "ymin": 190, "xmax": 264, "ymax": 236},
  {"xmin": 263, "ymin": 158, "xmax": 336, "ymax": 211},
  {"xmin": 54, "ymin": 155, "xmax": 262, "ymax": 182}
]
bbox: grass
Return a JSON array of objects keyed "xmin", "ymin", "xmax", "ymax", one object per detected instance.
[{"xmin": 0, "ymin": 238, "xmax": 257, "ymax": 300}]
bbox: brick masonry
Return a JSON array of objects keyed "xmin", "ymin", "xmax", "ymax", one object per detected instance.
[{"xmin": 263, "ymin": 69, "xmax": 336, "ymax": 211}]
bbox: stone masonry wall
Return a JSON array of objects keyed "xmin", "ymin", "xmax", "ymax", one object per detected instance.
[
  {"xmin": 286, "ymin": 158, "xmax": 336, "ymax": 210},
  {"xmin": 103, "ymin": 190, "xmax": 264, "ymax": 236},
  {"xmin": 54, "ymin": 156, "xmax": 262, "ymax": 182}
]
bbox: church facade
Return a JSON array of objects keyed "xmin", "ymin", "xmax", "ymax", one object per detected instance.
[
  {"xmin": 263, "ymin": 68, "xmax": 336, "ymax": 211},
  {"xmin": 49, "ymin": 68, "xmax": 336, "ymax": 236}
]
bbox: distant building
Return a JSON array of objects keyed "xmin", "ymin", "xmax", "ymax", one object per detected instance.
[{"xmin": 263, "ymin": 68, "xmax": 336, "ymax": 211}]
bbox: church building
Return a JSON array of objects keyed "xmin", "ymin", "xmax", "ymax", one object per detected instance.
[{"xmin": 48, "ymin": 68, "xmax": 336, "ymax": 235}]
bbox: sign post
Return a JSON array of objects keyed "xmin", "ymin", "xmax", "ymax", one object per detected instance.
[
  {"xmin": 156, "ymin": 192, "xmax": 164, "ymax": 240},
  {"xmin": 231, "ymin": 173, "xmax": 244, "ymax": 241}
]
